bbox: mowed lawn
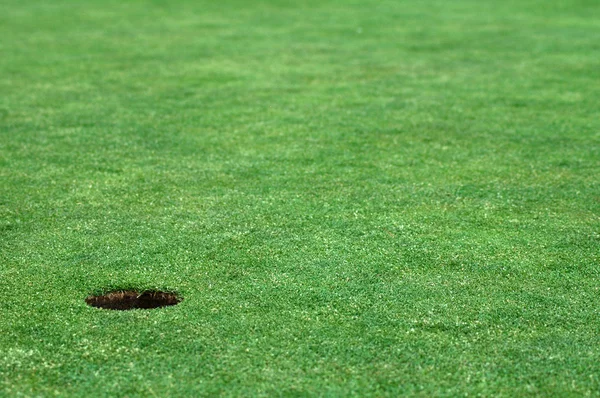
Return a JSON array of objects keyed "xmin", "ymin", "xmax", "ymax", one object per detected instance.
[{"xmin": 1, "ymin": 0, "xmax": 599, "ymax": 396}]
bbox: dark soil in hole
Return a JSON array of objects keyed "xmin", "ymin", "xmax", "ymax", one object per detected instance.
[{"xmin": 85, "ymin": 290, "xmax": 181, "ymax": 310}]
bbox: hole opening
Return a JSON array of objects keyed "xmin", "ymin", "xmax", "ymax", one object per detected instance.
[{"xmin": 85, "ymin": 290, "xmax": 181, "ymax": 310}]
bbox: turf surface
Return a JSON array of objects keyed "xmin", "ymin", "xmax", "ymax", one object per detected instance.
[{"xmin": 1, "ymin": 0, "xmax": 599, "ymax": 396}]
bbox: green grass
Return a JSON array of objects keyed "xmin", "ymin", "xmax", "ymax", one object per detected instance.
[{"xmin": 1, "ymin": 0, "xmax": 599, "ymax": 395}]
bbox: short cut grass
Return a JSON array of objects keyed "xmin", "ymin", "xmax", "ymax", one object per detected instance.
[{"xmin": 1, "ymin": 0, "xmax": 599, "ymax": 396}]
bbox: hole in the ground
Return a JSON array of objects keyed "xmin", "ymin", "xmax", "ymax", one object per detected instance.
[{"xmin": 85, "ymin": 290, "xmax": 181, "ymax": 310}]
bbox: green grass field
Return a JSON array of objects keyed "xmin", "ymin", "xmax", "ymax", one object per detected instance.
[{"xmin": 1, "ymin": 0, "xmax": 599, "ymax": 396}]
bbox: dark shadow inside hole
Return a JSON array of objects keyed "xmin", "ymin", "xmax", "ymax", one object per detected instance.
[{"xmin": 86, "ymin": 290, "xmax": 181, "ymax": 310}]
